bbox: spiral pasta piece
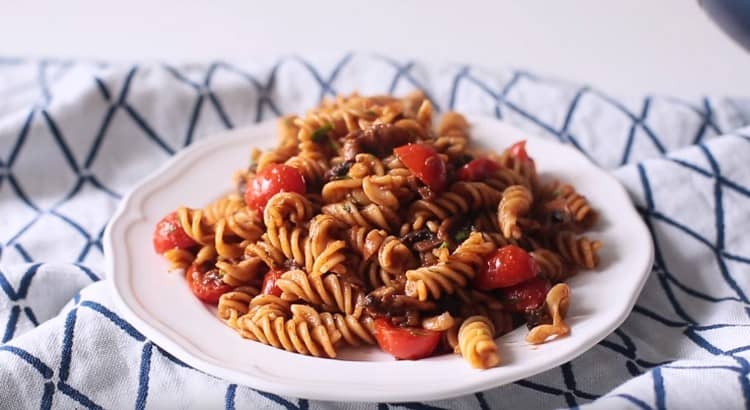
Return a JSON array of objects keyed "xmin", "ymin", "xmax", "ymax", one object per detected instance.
[
  {"xmin": 277, "ymin": 269, "xmax": 365, "ymax": 315},
  {"xmin": 247, "ymin": 294, "xmax": 292, "ymax": 321},
  {"xmin": 531, "ymin": 248, "xmax": 569, "ymax": 283},
  {"xmin": 215, "ymin": 257, "xmax": 267, "ymax": 286},
  {"xmin": 292, "ymin": 304, "xmax": 376, "ymax": 348},
  {"xmin": 345, "ymin": 227, "xmax": 414, "ymax": 274},
  {"xmin": 411, "ymin": 182, "xmax": 502, "ymax": 220},
  {"xmin": 163, "ymin": 248, "xmax": 195, "ymax": 270},
  {"xmin": 484, "ymin": 167, "xmax": 531, "ymax": 193},
  {"xmin": 498, "ymin": 185, "xmax": 533, "ymax": 239},
  {"xmin": 527, "ymin": 283, "xmax": 571, "ymax": 344},
  {"xmin": 322, "ymin": 178, "xmax": 363, "ymax": 204},
  {"xmin": 285, "ymin": 154, "xmax": 329, "ymax": 188},
  {"xmin": 237, "ymin": 313, "xmax": 337, "ymax": 358},
  {"xmin": 245, "ymin": 236, "xmax": 288, "ymax": 270},
  {"xmin": 557, "ymin": 184, "xmax": 597, "ymax": 228},
  {"xmin": 405, "ymin": 232, "xmax": 496, "ymax": 301},
  {"xmin": 346, "ymin": 153, "xmax": 385, "ymax": 178},
  {"xmin": 361, "ymin": 175, "xmax": 408, "ymax": 209},
  {"xmin": 323, "ymin": 201, "xmax": 401, "ymax": 232},
  {"xmin": 457, "ymin": 316, "xmax": 500, "ymax": 369},
  {"xmin": 203, "ymin": 194, "xmax": 245, "ymax": 224},
  {"xmin": 263, "ymin": 193, "xmax": 315, "ymax": 263},
  {"xmin": 218, "ymin": 286, "xmax": 260, "ymax": 328},
  {"xmin": 555, "ymin": 231, "xmax": 602, "ymax": 269},
  {"xmin": 176, "ymin": 206, "xmax": 214, "ymax": 245},
  {"xmin": 437, "ymin": 112, "xmax": 470, "ymax": 139},
  {"xmin": 224, "ymin": 207, "xmax": 264, "ymax": 242}
]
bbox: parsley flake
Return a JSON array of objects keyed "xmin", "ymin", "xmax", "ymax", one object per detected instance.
[
  {"xmin": 312, "ymin": 123, "xmax": 334, "ymax": 143},
  {"xmin": 454, "ymin": 228, "xmax": 470, "ymax": 243}
]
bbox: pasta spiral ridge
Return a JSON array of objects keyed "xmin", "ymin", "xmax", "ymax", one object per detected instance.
[
  {"xmin": 557, "ymin": 184, "xmax": 597, "ymax": 228},
  {"xmin": 215, "ymin": 257, "xmax": 267, "ymax": 286},
  {"xmin": 277, "ymin": 269, "xmax": 365, "ymax": 315},
  {"xmin": 323, "ymin": 200, "xmax": 401, "ymax": 233},
  {"xmin": 405, "ymin": 232, "xmax": 496, "ymax": 301},
  {"xmin": 498, "ymin": 184, "xmax": 533, "ymax": 239},
  {"xmin": 555, "ymin": 231, "xmax": 602, "ymax": 269},
  {"xmin": 458, "ymin": 315, "xmax": 500, "ymax": 369},
  {"xmin": 176, "ymin": 206, "xmax": 214, "ymax": 245},
  {"xmin": 530, "ymin": 248, "xmax": 569, "ymax": 283},
  {"xmin": 345, "ymin": 227, "xmax": 414, "ymax": 274},
  {"xmin": 218, "ymin": 286, "xmax": 260, "ymax": 328},
  {"xmin": 410, "ymin": 181, "xmax": 502, "ymax": 220}
]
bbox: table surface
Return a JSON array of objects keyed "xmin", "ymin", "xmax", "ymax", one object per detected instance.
[{"xmin": 2, "ymin": 0, "xmax": 749, "ymax": 99}]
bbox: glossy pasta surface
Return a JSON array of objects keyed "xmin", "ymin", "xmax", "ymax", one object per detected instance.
[{"xmin": 157, "ymin": 92, "xmax": 602, "ymax": 369}]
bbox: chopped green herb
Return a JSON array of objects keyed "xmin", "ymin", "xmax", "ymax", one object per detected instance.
[
  {"xmin": 439, "ymin": 241, "xmax": 449, "ymax": 249},
  {"xmin": 454, "ymin": 228, "xmax": 470, "ymax": 243},
  {"xmin": 343, "ymin": 203, "xmax": 352, "ymax": 212},
  {"xmin": 364, "ymin": 110, "xmax": 377, "ymax": 117},
  {"xmin": 311, "ymin": 123, "xmax": 334, "ymax": 143},
  {"xmin": 552, "ymin": 190, "xmax": 561, "ymax": 197},
  {"xmin": 218, "ymin": 270, "xmax": 227, "ymax": 278}
]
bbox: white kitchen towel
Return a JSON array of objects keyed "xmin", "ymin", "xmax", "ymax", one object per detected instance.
[{"xmin": 1, "ymin": 53, "xmax": 749, "ymax": 409}]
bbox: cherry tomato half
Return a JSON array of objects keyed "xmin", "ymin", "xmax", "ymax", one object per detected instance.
[
  {"xmin": 153, "ymin": 212, "xmax": 197, "ymax": 254},
  {"xmin": 394, "ymin": 144, "xmax": 447, "ymax": 193},
  {"xmin": 186, "ymin": 263, "xmax": 233, "ymax": 305},
  {"xmin": 475, "ymin": 245, "xmax": 538, "ymax": 290},
  {"xmin": 245, "ymin": 164, "xmax": 306, "ymax": 213},
  {"xmin": 261, "ymin": 269, "xmax": 284, "ymax": 297},
  {"xmin": 500, "ymin": 276, "xmax": 551, "ymax": 312},
  {"xmin": 457, "ymin": 158, "xmax": 501, "ymax": 181},
  {"xmin": 374, "ymin": 318, "xmax": 442, "ymax": 360},
  {"xmin": 508, "ymin": 140, "xmax": 532, "ymax": 163}
]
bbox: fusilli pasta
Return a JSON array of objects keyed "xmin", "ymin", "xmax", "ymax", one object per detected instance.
[{"xmin": 154, "ymin": 93, "xmax": 604, "ymax": 369}]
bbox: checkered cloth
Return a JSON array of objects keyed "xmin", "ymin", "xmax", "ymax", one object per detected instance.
[{"xmin": 1, "ymin": 53, "xmax": 749, "ymax": 409}]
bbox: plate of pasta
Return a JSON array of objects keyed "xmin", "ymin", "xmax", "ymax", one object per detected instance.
[{"xmin": 106, "ymin": 92, "xmax": 653, "ymax": 402}]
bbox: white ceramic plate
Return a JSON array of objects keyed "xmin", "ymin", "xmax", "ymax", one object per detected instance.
[{"xmin": 105, "ymin": 117, "xmax": 653, "ymax": 402}]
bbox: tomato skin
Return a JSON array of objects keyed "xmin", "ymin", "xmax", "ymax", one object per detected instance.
[
  {"xmin": 475, "ymin": 245, "xmax": 538, "ymax": 290},
  {"xmin": 374, "ymin": 318, "xmax": 442, "ymax": 360},
  {"xmin": 245, "ymin": 164, "xmax": 307, "ymax": 213},
  {"xmin": 508, "ymin": 140, "xmax": 532, "ymax": 163},
  {"xmin": 394, "ymin": 144, "xmax": 447, "ymax": 193},
  {"xmin": 186, "ymin": 264, "xmax": 233, "ymax": 305},
  {"xmin": 500, "ymin": 276, "xmax": 551, "ymax": 312},
  {"xmin": 457, "ymin": 158, "xmax": 501, "ymax": 181},
  {"xmin": 153, "ymin": 212, "xmax": 197, "ymax": 254},
  {"xmin": 261, "ymin": 269, "xmax": 284, "ymax": 297}
]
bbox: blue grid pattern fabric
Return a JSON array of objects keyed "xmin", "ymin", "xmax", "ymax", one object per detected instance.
[{"xmin": 1, "ymin": 53, "xmax": 749, "ymax": 409}]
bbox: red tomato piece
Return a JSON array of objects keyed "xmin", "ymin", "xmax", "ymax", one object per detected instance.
[
  {"xmin": 500, "ymin": 276, "xmax": 551, "ymax": 312},
  {"xmin": 186, "ymin": 263, "xmax": 233, "ymax": 305},
  {"xmin": 508, "ymin": 140, "xmax": 532, "ymax": 163},
  {"xmin": 245, "ymin": 164, "xmax": 306, "ymax": 213},
  {"xmin": 393, "ymin": 144, "xmax": 447, "ymax": 193},
  {"xmin": 457, "ymin": 158, "xmax": 501, "ymax": 181},
  {"xmin": 153, "ymin": 212, "xmax": 197, "ymax": 254},
  {"xmin": 475, "ymin": 245, "xmax": 538, "ymax": 290},
  {"xmin": 373, "ymin": 318, "xmax": 442, "ymax": 360},
  {"xmin": 261, "ymin": 269, "xmax": 284, "ymax": 297}
]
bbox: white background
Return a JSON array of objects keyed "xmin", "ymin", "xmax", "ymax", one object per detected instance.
[{"xmin": 2, "ymin": 0, "xmax": 749, "ymax": 98}]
